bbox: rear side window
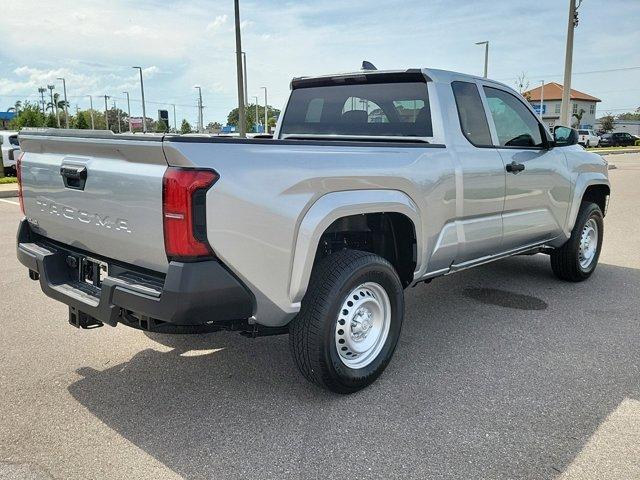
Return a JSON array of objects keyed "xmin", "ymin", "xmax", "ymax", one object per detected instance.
[
  {"xmin": 280, "ymin": 81, "xmax": 432, "ymax": 138},
  {"xmin": 451, "ymin": 81, "xmax": 492, "ymax": 146},
  {"xmin": 9, "ymin": 135, "xmax": 19, "ymax": 146},
  {"xmin": 484, "ymin": 87, "xmax": 543, "ymax": 148}
]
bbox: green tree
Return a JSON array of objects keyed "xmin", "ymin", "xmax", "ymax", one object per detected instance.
[
  {"xmin": 616, "ymin": 112, "xmax": 640, "ymax": 121},
  {"xmin": 155, "ymin": 119, "xmax": 169, "ymax": 133},
  {"xmin": 8, "ymin": 101, "xmax": 46, "ymax": 129},
  {"xmin": 180, "ymin": 119, "xmax": 192, "ymax": 134},
  {"xmin": 227, "ymin": 103, "xmax": 280, "ymax": 133},
  {"xmin": 45, "ymin": 113, "xmax": 58, "ymax": 128},
  {"xmin": 599, "ymin": 114, "xmax": 615, "ymax": 133},
  {"xmin": 74, "ymin": 111, "xmax": 89, "ymax": 129}
]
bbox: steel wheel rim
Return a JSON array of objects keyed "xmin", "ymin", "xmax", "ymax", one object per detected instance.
[
  {"xmin": 334, "ymin": 282, "xmax": 391, "ymax": 369},
  {"xmin": 578, "ymin": 218, "xmax": 598, "ymax": 269}
]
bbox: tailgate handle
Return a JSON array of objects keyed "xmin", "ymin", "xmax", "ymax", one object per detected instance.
[{"xmin": 60, "ymin": 165, "xmax": 87, "ymax": 190}]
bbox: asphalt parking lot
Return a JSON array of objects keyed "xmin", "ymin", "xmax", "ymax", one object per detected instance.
[{"xmin": 1, "ymin": 154, "xmax": 638, "ymax": 480}]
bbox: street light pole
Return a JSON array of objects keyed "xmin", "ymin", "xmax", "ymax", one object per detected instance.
[
  {"xmin": 57, "ymin": 77, "xmax": 69, "ymax": 128},
  {"xmin": 234, "ymin": 0, "xmax": 247, "ymax": 138},
  {"xmin": 47, "ymin": 85, "xmax": 58, "ymax": 127},
  {"xmin": 171, "ymin": 104, "xmax": 177, "ymax": 133},
  {"xmin": 242, "ymin": 51, "xmax": 248, "ymax": 105},
  {"xmin": 113, "ymin": 100, "xmax": 121, "ymax": 133},
  {"xmin": 253, "ymin": 95, "xmax": 259, "ymax": 133},
  {"xmin": 123, "ymin": 91, "xmax": 132, "ymax": 132},
  {"xmin": 38, "ymin": 87, "xmax": 46, "ymax": 117},
  {"xmin": 87, "ymin": 95, "xmax": 95, "ymax": 129},
  {"xmin": 539, "ymin": 81, "xmax": 545, "ymax": 121},
  {"xmin": 560, "ymin": 0, "xmax": 580, "ymax": 126},
  {"xmin": 195, "ymin": 86, "xmax": 203, "ymax": 133},
  {"xmin": 261, "ymin": 86, "xmax": 268, "ymax": 133},
  {"xmin": 132, "ymin": 67, "xmax": 147, "ymax": 133},
  {"xmin": 103, "ymin": 95, "xmax": 110, "ymax": 131},
  {"xmin": 475, "ymin": 41, "xmax": 489, "ymax": 78}
]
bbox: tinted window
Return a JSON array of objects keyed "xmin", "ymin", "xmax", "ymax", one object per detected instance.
[
  {"xmin": 451, "ymin": 81, "xmax": 492, "ymax": 146},
  {"xmin": 484, "ymin": 87, "xmax": 543, "ymax": 148},
  {"xmin": 9, "ymin": 135, "xmax": 19, "ymax": 146},
  {"xmin": 280, "ymin": 82, "xmax": 432, "ymax": 138}
]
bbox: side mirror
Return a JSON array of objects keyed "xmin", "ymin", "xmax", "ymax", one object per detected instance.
[{"xmin": 553, "ymin": 126, "xmax": 578, "ymax": 147}]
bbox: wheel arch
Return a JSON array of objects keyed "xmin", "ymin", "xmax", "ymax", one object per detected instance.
[
  {"xmin": 288, "ymin": 190, "xmax": 422, "ymax": 305},
  {"xmin": 566, "ymin": 175, "xmax": 610, "ymax": 234}
]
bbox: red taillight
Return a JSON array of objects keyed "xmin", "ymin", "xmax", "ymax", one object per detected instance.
[
  {"xmin": 16, "ymin": 152, "xmax": 25, "ymax": 215},
  {"xmin": 162, "ymin": 167, "xmax": 218, "ymax": 261}
]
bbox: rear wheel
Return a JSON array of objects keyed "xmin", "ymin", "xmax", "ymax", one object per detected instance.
[
  {"xmin": 550, "ymin": 202, "xmax": 603, "ymax": 281},
  {"xmin": 289, "ymin": 249, "xmax": 404, "ymax": 393}
]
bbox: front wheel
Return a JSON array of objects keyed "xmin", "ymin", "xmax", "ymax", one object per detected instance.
[
  {"xmin": 289, "ymin": 249, "xmax": 404, "ymax": 394},
  {"xmin": 550, "ymin": 202, "xmax": 603, "ymax": 281}
]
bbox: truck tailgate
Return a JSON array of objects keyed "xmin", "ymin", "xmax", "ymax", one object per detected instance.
[{"xmin": 19, "ymin": 131, "xmax": 169, "ymax": 273}]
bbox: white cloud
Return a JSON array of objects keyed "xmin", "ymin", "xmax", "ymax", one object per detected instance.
[{"xmin": 206, "ymin": 14, "xmax": 228, "ymax": 32}]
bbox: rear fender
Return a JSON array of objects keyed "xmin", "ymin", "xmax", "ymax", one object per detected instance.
[{"xmin": 288, "ymin": 189, "xmax": 422, "ymax": 304}]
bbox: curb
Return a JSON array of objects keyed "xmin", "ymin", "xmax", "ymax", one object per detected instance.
[
  {"xmin": 594, "ymin": 148, "xmax": 640, "ymax": 156},
  {"xmin": 0, "ymin": 186, "xmax": 18, "ymax": 198}
]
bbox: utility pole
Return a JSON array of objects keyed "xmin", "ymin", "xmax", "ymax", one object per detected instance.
[
  {"xmin": 242, "ymin": 51, "xmax": 248, "ymax": 105},
  {"xmin": 171, "ymin": 104, "xmax": 177, "ymax": 133},
  {"xmin": 132, "ymin": 67, "xmax": 147, "ymax": 133},
  {"xmin": 113, "ymin": 100, "xmax": 121, "ymax": 133},
  {"xmin": 195, "ymin": 86, "xmax": 203, "ymax": 133},
  {"xmin": 539, "ymin": 81, "xmax": 545, "ymax": 121},
  {"xmin": 103, "ymin": 95, "xmax": 110, "ymax": 131},
  {"xmin": 261, "ymin": 86, "xmax": 268, "ymax": 134},
  {"xmin": 87, "ymin": 95, "xmax": 95, "ymax": 129},
  {"xmin": 38, "ymin": 87, "xmax": 46, "ymax": 116},
  {"xmin": 234, "ymin": 0, "xmax": 247, "ymax": 138},
  {"xmin": 475, "ymin": 41, "xmax": 489, "ymax": 78},
  {"xmin": 57, "ymin": 77, "xmax": 69, "ymax": 128},
  {"xmin": 560, "ymin": 0, "xmax": 580, "ymax": 126},
  {"xmin": 47, "ymin": 85, "xmax": 59, "ymax": 127},
  {"xmin": 123, "ymin": 91, "xmax": 132, "ymax": 132},
  {"xmin": 253, "ymin": 95, "xmax": 259, "ymax": 133}
]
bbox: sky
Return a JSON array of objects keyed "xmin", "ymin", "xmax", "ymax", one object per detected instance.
[{"xmin": 0, "ymin": 0, "xmax": 638, "ymax": 127}]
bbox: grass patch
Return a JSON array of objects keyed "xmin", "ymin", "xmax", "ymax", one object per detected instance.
[
  {"xmin": 586, "ymin": 146, "xmax": 640, "ymax": 151},
  {"xmin": 0, "ymin": 176, "xmax": 18, "ymax": 184}
]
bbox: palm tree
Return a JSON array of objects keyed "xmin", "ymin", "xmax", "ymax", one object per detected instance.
[
  {"xmin": 47, "ymin": 94, "xmax": 61, "ymax": 127},
  {"xmin": 7, "ymin": 100, "xmax": 22, "ymax": 114}
]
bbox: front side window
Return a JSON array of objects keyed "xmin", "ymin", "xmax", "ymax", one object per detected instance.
[
  {"xmin": 280, "ymin": 81, "xmax": 432, "ymax": 138},
  {"xmin": 484, "ymin": 87, "xmax": 543, "ymax": 148},
  {"xmin": 451, "ymin": 81, "xmax": 492, "ymax": 146}
]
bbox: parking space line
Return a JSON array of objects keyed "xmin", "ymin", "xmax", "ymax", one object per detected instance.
[{"xmin": 0, "ymin": 198, "xmax": 19, "ymax": 206}]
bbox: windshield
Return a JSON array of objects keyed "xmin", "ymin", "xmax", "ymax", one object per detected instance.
[
  {"xmin": 280, "ymin": 81, "xmax": 432, "ymax": 138},
  {"xmin": 578, "ymin": 130, "xmax": 588, "ymax": 135}
]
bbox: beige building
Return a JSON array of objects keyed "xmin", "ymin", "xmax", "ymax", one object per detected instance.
[{"xmin": 524, "ymin": 82, "xmax": 601, "ymax": 130}]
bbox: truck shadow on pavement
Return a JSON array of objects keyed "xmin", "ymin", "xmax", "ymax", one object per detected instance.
[{"xmin": 68, "ymin": 254, "xmax": 639, "ymax": 479}]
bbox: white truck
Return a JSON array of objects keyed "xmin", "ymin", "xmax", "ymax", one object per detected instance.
[{"xmin": 16, "ymin": 68, "xmax": 610, "ymax": 393}]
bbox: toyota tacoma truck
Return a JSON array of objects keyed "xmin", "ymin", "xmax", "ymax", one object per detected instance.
[{"xmin": 16, "ymin": 68, "xmax": 610, "ymax": 393}]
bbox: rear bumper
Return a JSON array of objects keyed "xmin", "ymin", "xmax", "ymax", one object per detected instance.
[{"xmin": 16, "ymin": 219, "xmax": 255, "ymax": 331}]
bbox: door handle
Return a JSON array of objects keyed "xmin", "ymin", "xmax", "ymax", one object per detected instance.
[
  {"xmin": 60, "ymin": 165, "xmax": 88, "ymax": 190},
  {"xmin": 506, "ymin": 161, "xmax": 525, "ymax": 174}
]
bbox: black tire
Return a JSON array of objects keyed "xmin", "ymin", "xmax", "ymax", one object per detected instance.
[
  {"xmin": 289, "ymin": 249, "xmax": 404, "ymax": 394},
  {"xmin": 550, "ymin": 202, "xmax": 603, "ymax": 282}
]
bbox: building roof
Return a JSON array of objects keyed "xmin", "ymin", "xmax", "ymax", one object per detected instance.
[{"xmin": 524, "ymin": 82, "xmax": 601, "ymax": 102}]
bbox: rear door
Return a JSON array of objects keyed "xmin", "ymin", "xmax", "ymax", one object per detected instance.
[
  {"xmin": 20, "ymin": 131, "xmax": 170, "ymax": 272},
  {"xmin": 481, "ymin": 86, "xmax": 571, "ymax": 251}
]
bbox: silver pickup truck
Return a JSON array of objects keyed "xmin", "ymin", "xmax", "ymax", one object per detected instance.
[{"xmin": 16, "ymin": 68, "xmax": 610, "ymax": 393}]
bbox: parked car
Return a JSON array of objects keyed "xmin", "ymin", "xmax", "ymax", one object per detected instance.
[
  {"xmin": 0, "ymin": 131, "xmax": 20, "ymax": 175},
  {"xmin": 15, "ymin": 68, "xmax": 610, "ymax": 393},
  {"xmin": 577, "ymin": 129, "xmax": 599, "ymax": 147},
  {"xmin": 599, "ymin": 132, "xmax": 637, "ymax": 147}
]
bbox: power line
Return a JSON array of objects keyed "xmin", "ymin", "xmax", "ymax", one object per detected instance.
[{"xmin": 497, "ymin": 65, "xmax": 640, "ymax": 82}]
